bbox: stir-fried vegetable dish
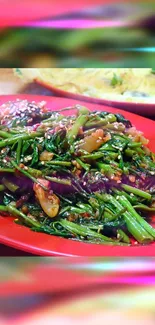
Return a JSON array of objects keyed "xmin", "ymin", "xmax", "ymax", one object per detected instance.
[
  {"xmin": 0, "ymin": 99, "xmax": 155, "ymax": 246},
  {"xmin": 17, "ymin": 68, "xmax": 155, "ymax": 103}
]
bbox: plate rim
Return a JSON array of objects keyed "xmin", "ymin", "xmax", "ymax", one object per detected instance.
[{"xmin": 36, "ymin": 78, "xmax": 155, "ymax": 117}]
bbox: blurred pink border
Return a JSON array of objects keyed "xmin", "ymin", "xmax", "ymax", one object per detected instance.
[{"xmin": 16, "ymin": 19, "xmax": 128, "ymax": 29}]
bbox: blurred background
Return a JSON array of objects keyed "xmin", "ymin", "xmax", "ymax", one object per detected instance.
[
  {"xmin": 0, "ymin": 2, "xmax": 155, "ymax": 324},
  {"xmin": 0, "ymin": 0, "xmax": 155, "ymax": 68},
  {"xmin": 1, "ymin": 258, "xmax": 155, "ymax": 324}
]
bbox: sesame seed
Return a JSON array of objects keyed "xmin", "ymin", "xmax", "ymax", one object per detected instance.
[
  {"xmin": 24, "ymin": 155, "xmax": 32, "ymax": 162},
  {"xmin": 1, "ymin": 149, "xmax": 6, "ymax": 154}
]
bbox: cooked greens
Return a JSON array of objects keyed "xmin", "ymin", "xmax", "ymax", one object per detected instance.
[{"xmin": 0, "ymin": 99, "xmax": 155, "ymax": 246}]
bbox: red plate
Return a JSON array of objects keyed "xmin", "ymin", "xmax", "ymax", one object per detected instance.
[
  {"xmin": 36, "ymin": 79, "xmax": 155, "ymax": 117},
  {"xmin": 0, "ymin": 94, "xmax": 155, "ymax": 256}
]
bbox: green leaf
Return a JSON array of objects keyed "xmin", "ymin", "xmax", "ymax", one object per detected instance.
[
  {"xmin": 22, "ymin": 140, "xmax": 33, "ymax": 155},
  {"xmin": 30, "ymin": 142, "xmax": 39, "ymax": 167},
  {"xmin": 111, "ymin": 73, "xmax": 123, "ymax": 86}
]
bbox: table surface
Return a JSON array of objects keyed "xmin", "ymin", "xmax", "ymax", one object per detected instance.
[
  {"xmin": 0, "ymin": 69, "xmax": 154, "ymax": 255},
  {"xmin": 0, "ymin": 69, "xmax": 54, "ymax": 96}
]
